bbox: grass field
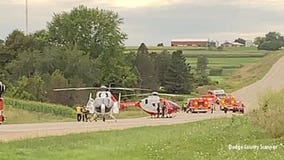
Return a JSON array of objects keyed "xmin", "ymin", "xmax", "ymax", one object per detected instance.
[
  {"xmin": 0, "ymin": 116, "xmax": 283, "ymax": 160},
  {"xmin": 117, "ymin": 107, "xmax": 148, "ymax": 119}
]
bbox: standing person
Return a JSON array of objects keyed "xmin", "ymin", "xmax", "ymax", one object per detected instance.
[
  {"xmin": 0, "ymin": 111, "xmax": 4, "ymax": 125},
  {"xmin": 161, "ymin": 101, "xmax": 166, "ymax": 118},
  {"xmin": 182, "ymin": 103, "xmax": 187, "ymax": 112},
  {"xmin": 75, "ymin": 105, "xmax": 82, "ymax": 122},
  {"xmin": 81, "ymin": 106, "xmax": 88, "ymax": 122},
  {"xmin": 156, "ymin": 103, "xmax": 160, "ymax": 118},
  {"xmin": 210, "ymin": 103, "xmax": 215, "ymax": 113},
  {"xmin": 0, "ymin": 81, "xmax": 5, "ymax": 98}
]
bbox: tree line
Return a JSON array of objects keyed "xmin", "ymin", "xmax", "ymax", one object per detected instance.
[{"xmin": 0, "ymin": 5, "xmax": 211, "ymax": 106}]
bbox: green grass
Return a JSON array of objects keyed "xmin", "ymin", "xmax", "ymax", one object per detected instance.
[
  {"xmin": 117, "ymin": 107, "xmax": 148, "ymax": 119},
  {"xmin": 249, "ymin": 89, "xmax": 284, "ymax": 138},
  {"xmin": 0, "ymin": 116, "xmax": 283, "ymax": 160},
  {"xmin": 209, "ymin": 76, "xmax": 224, "ymax": 83}
]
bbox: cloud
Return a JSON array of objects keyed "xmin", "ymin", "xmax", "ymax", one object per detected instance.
[
  {"xmin": 99, "ymin": 0, "xmax": 185, "ymax": 8},
  {"xmin": 1, "ymin": 0, "xmax": 284, "ymax": 45}
]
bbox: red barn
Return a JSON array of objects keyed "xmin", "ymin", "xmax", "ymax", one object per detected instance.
[{"xmin": 171, "ymin": 39, "xmax": 209, "ymax": 47}]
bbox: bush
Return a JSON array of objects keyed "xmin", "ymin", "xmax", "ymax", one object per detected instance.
[
  {"xmin": 209, "ymin": 68, "xmax": 223, "ymax": 76},
  {"xmin": 249, "ymin": 89, "xmax": 284, "ymax": 138},
  {"xmin": 258, "ymin": 41, "xmax": 283, "ymax": 51},
  {"xmin": 217, "ymin": 46, "xmax": 223, "ymax": 51}
]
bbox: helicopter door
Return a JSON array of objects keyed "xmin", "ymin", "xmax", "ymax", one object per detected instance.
[{"xmin": 113, "ymin": 102, "xmax": 119, "ymax": 114}]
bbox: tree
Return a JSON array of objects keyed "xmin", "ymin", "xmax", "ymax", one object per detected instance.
[
  {"xmin": 4, "ymin": 29, "xmax": 45, "ymax": 64},
  {"xmin": 5, "ymin": 30, "xmax": 36, "ymax": 53},
  {"xmin": 0, "ymin": 45, "xmax": 13, "ymax": 69},
  {"xmin": 45, "ymin": 70, "xmax": 71, "ymax": 105},
  {"xmin": 254, "ymin": 36, "xmax": 265, "ymax": 46},
  {"xmin": 31, "ymin": 30, "xmax": 50, "ymax": 51},
  {"xmin": 9, "ymin": 74, "xmax": 46, "ymax": 101},
  {"xmin": 196, "ymin": 55, "xmax": 208, "ymax": 74},
  {"xmin": 134, "ymin": 43, "xmax": 159, "ymax": 90},
  {"xmin": 96, "ymin": 48, "xmax": 137, "ymax": 87},
  {"xmin": 234, "ymin": 38, "xmax": 246, "ymax": 45},
  {"xmin": 164, "ymin": 50, "xmax": 193, "ymax": 93},
  {"xmin": 47, "ymin": 5, "xmax": 127, "ymax": 58},
  {"xmin": 154, "ymin": 50, "xmax": 171, "ymax": 86},
  {"xmin": 5, "ymin": 50, "xmax": 42, "ymax": 80},
  {"xmin": 256, "ymin": 32, "xmax": 284, "ymax": 51},
  {"xmin": 195, "ymin": 55, "xmax": 210, "ymax": 86}
]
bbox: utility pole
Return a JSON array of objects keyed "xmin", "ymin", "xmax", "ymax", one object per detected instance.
[{"xmin": 25, "ymin": 0, "xmax": 28, "ymax": 35}]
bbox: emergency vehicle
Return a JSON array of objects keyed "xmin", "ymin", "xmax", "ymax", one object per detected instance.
[
  {"xmin": 187, "ymin": 97, "xmax": 210, "ymax": 113},
  {"xmin": 0, "ymin": 82, "xmax": 6, "ymax": 124}
]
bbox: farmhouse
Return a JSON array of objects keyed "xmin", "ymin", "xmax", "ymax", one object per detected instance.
[{"xmin": 171, "ymin": 39, "xmax": 209, "ymax": 47}]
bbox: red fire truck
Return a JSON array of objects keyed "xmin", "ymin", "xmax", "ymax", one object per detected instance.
[
  {"xmin": 219, "ymin": 95, "xmax": 244, "ymax": 113},
  {"xmin": 187, "ymin": 97, "xmax": 210, "ymax": 113}
]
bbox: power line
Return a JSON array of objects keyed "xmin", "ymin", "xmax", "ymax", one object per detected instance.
[{"xmin": 25, "ymin": 0, "xmax": 28, "ymax": 35}]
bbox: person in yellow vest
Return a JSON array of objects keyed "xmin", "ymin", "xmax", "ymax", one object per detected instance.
[
  {"xmin": 75, "ymin": 105, "xmax": 82, "ymax": 122},
  {"xmin": 81, "ymin": 106, "xmax": 88, "ymax": 122}
]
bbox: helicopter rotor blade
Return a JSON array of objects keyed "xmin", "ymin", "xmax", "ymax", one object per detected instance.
[
  {"xmin": 157, "ymin": 93, "xmax": 185, "ymax": 97},
  {"xmin": 53, "ymin": 87, "xmax": 101, "ymax": 91},
  {"xmin": 110, "ymin": 87, "xmax": 151, "ymax": 91},
  {"xmin": 121, "ymin": 93, "xmax": 185, "ymax": 98},
  {"xmin": 53, "ymin": 86, "xmax": 151, "ymax": 92},
  {"xmin": 121, "ymin": 93, "xmax": 151, "ymax": 97}
]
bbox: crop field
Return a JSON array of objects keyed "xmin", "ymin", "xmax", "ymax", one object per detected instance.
[
  {"xmin": 125, "ymin": 46, "xmax": 269, "ymax": 57},
  {"xmin": 187, "ymin": 57, "xmax": 261, "ymax": 69},
  {"xmin": 5, "ymin": 98, "xmax": 75, "ymax": 118},
  {"xmin": 0, "ymin": 116, "xmax": 282, "ymax": 160},
  {"xmin": 188, "ymin": 57, "xmax": 262, "ymax": 84},
  {"xmin": 4, "ymin": 106, "xmax": 74, "ymax": 124}
]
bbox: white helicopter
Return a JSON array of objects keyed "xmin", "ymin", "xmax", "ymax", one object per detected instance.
[{"xmin": 53, "ymin": 85, "xmax": 148, "ymax": 122}]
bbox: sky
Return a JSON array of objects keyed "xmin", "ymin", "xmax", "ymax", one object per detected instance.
[{"xmin": 1, "ymin": 0, "xmax": 284, "ymax": 46}]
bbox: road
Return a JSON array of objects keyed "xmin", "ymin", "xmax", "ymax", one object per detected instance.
[
  {"xmin": 232, "ymin": 55, "xmax": 284, "ymax": 111},
  {"xmin": 1, "ymin": 56, "xmax": 284, "ymax": 142},
  {"xmin": 0, "ymin": 112, "xmax": 231, "ymax": 142}
]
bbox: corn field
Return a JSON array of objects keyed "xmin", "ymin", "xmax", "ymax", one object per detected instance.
[{"xmin": 5, "ymin": 97, "xmax": 74, "ymax": 118}]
